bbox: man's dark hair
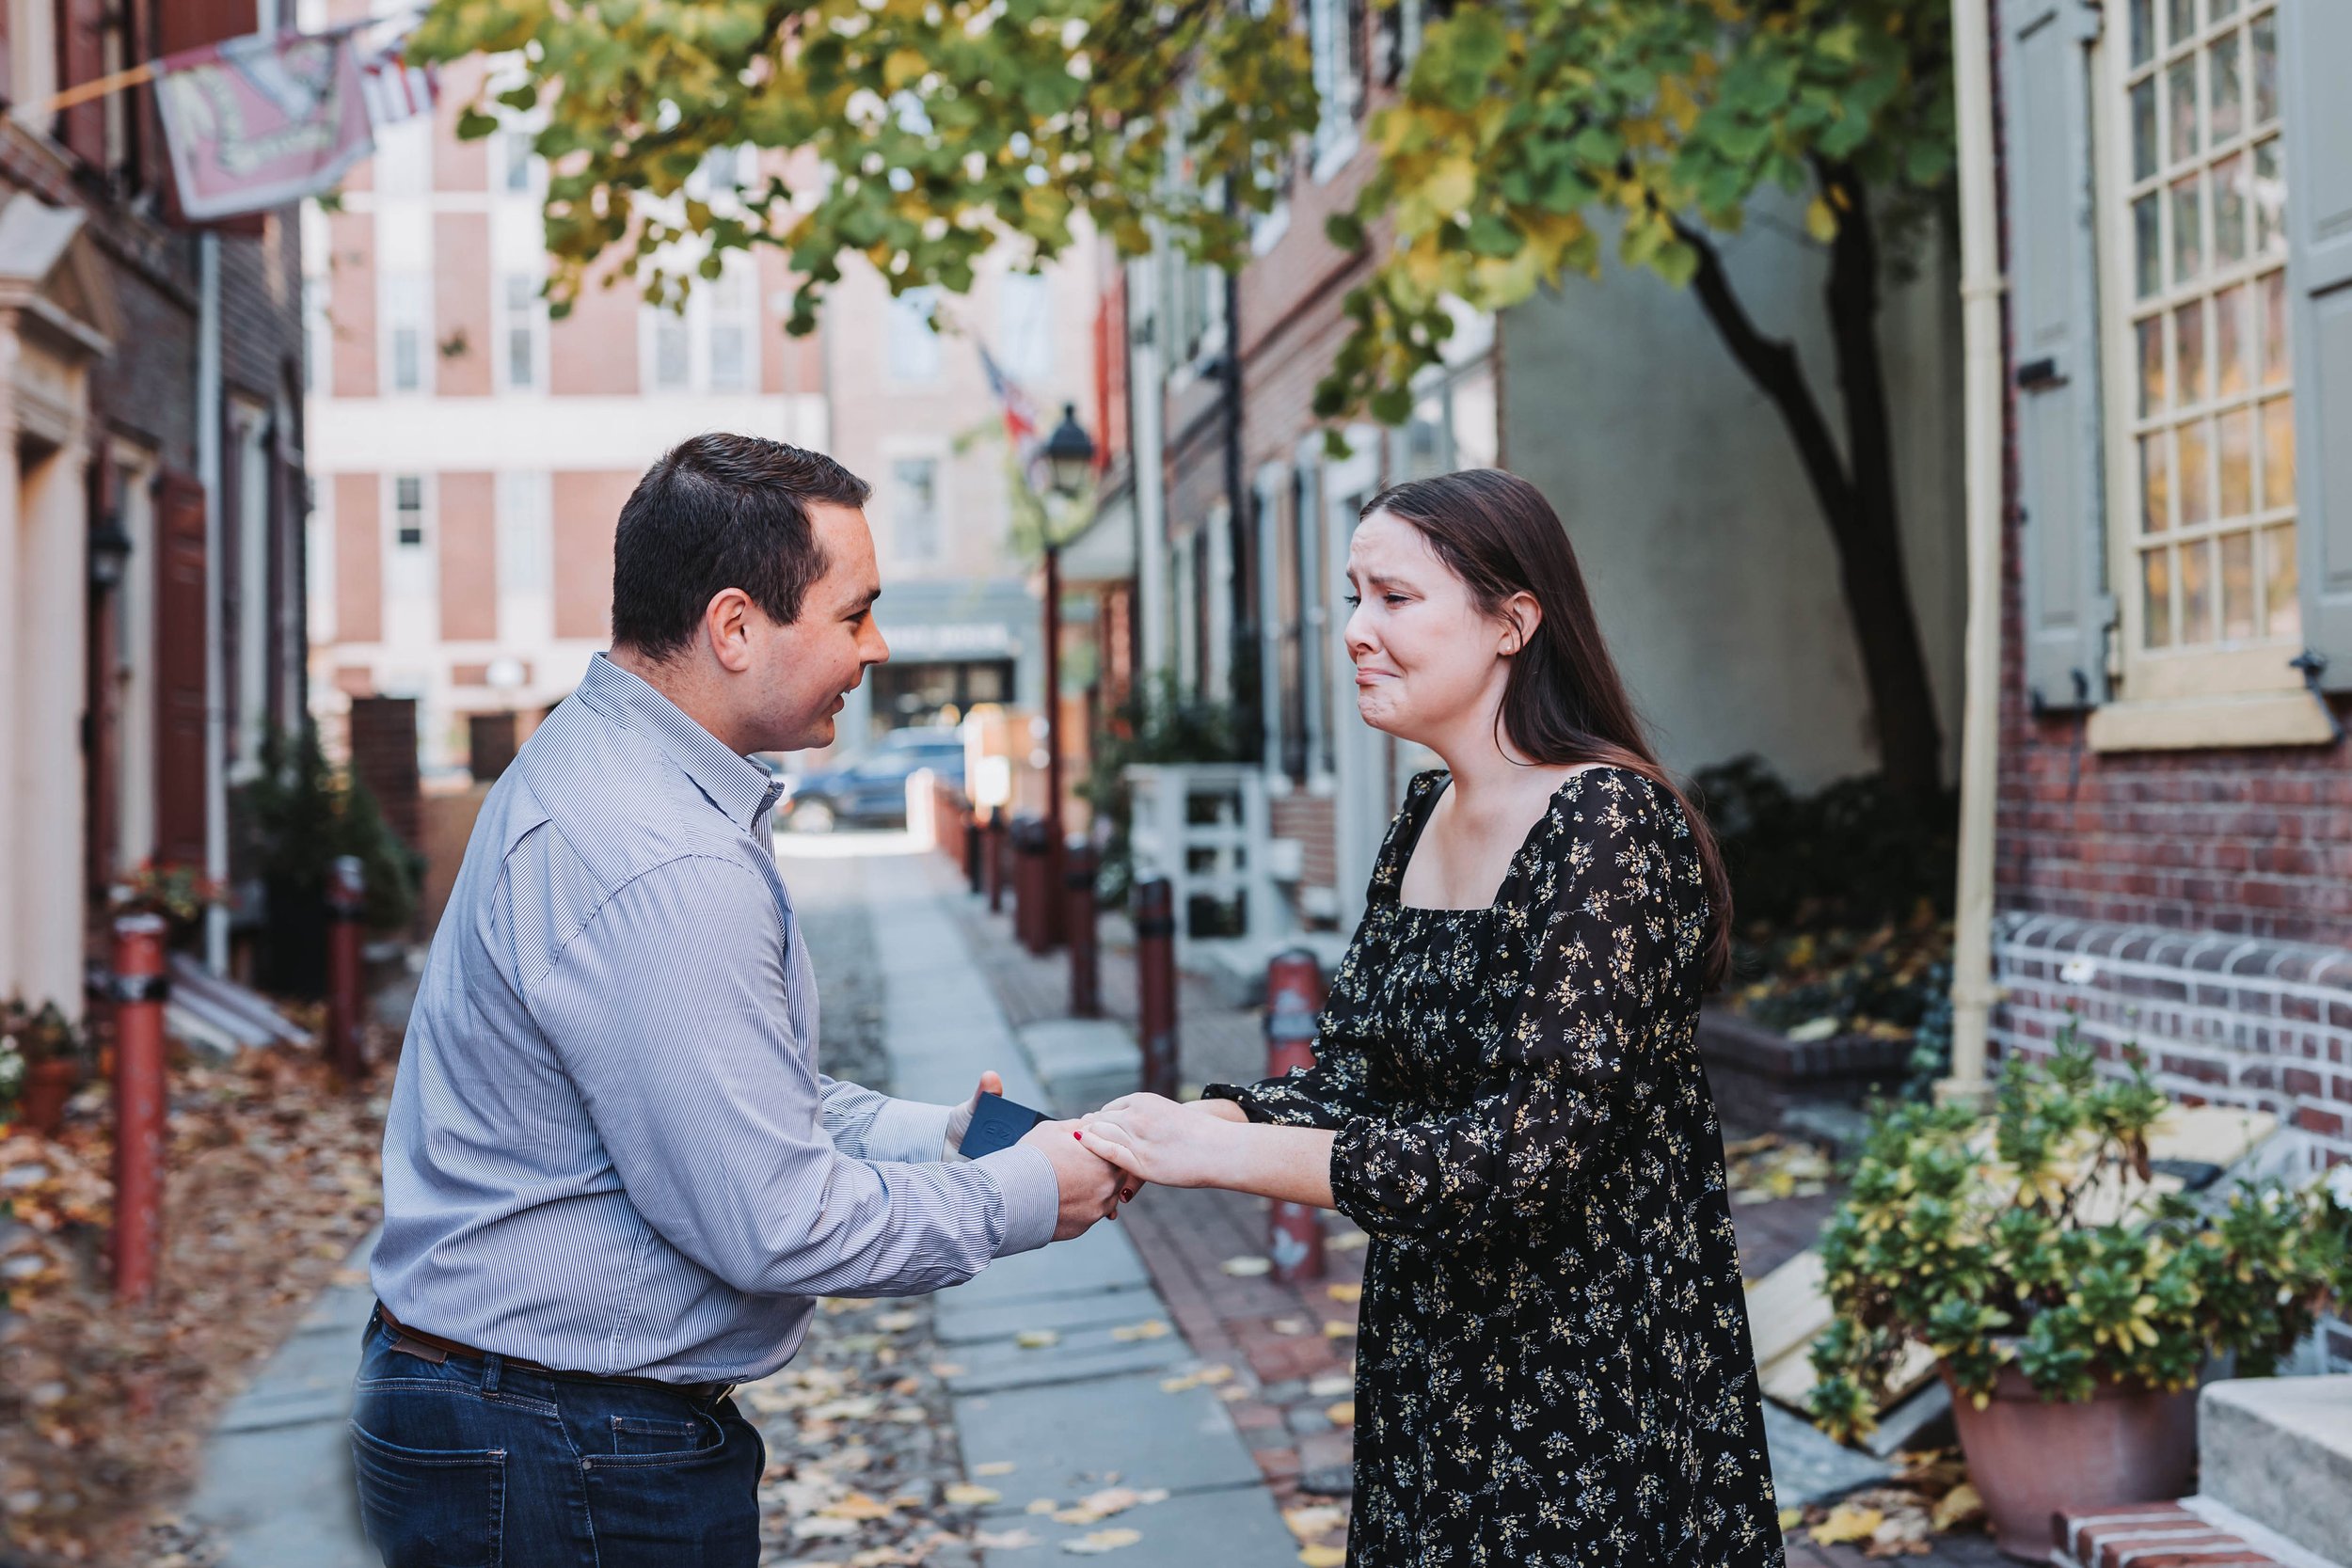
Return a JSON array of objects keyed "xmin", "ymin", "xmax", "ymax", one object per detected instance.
[{"xmin": 610, "ymin": 434, "xmax": 872, "ymax": 661}]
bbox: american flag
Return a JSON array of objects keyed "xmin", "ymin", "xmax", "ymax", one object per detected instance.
[
  {"xmin": 358, "ymin": 30, "xmax": 437, "ymax": 130},
  {"xmin": 978, "ymin": 342, "xmax": 1039, "ymax": 445}
]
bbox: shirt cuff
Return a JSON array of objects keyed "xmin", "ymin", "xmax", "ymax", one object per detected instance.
[
  {"xmin": 975, "ymin": 1145, "xmax": 1058, "ymax": 1258},
  {"xmin": 867, "ymin": 1097, "xmax": 959, "ymax": 1165}
]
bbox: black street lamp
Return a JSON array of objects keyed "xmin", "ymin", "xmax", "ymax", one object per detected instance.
[
  {"xmin": 1042, "ymin": 403, "xmax": 1097, "ymax": 498},
  {"xmin": 1033, "ymin": 403, "xmax": 1095, "ymax": 949},
  {"xmin": 88, "ymin": 512, "xmax": 133, "ymax": 590}
]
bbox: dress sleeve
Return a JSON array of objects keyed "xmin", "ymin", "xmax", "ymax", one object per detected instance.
[
  {"xmin": 1201, "ymin": 1033, "xmax": 1381, "ymax": 1131},
  {"xmin": 1327, "ymin": 777, "xmax": 1690, "ymax": 1247}
]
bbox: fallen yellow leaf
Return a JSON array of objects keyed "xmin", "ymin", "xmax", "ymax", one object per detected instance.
[
  {"xmin": 974, "ymin": 1460, "xmax": 1018, "ymax": 1477},
  {"xmin": 1931, "ymin": 1482, "xmax": 1984, "ymax": 1532},
  {"xmin": 1015, "ymin": 1329, "xmax": 1060, "ymax": 1350},
  {"xmin": 1063, "ymin": 1527, "xmax": 1143, "ymax": 1554},
  {"xmin": 818, "ymin": 1491, "xmax": 895, "ymax": 1521},
  {"xmin": 1777, "ymin": 1507, "xmax": 1802, "ymax": 1533},
  {"xmin": 1299, "ymin": 1549, "xmax": 1347, "ymax": 1567},
  {"xmin": 1220, "ymin": 1256, "xmax": 1273, "ymax": 1276},
  {"xmin": 1326, "ymin": 1284, "xmax": 1362, "ymax": 1304},
  {"xmin": 1283, "ymin": 1504, "xmax": 1347, "ymax": 1541},
  {"xmin": 1326, "ymin": 1401, "xmax": 1356, "ymax": 1427},
  {"xmin": 1810, "ymin": 1504, "xmax": 1884, "ymax": 1546},
  {"xmin": 1323, "ymin": 1321, "xmax": 1356, "ymax": 1338},
  {"xmin": 1110, "ymin": 1319, "xmax": 1171, "ymax": 1342},
  {"xmin": 1026, "ymin": 1498, "xmax": 1060, "ymax": 1515},
  {"xmin": 944, "ymin": 1483, "xmax": 1002, "ymax": 1507}
]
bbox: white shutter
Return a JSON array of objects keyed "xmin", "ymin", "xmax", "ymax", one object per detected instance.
[
  {"xmin": 2004, "ymin": 0, "xmax": 2111, "ymax": 708},
  {"xmin": 2282, "ymin": 0, "xmax": 2352, "ymax": 686}
]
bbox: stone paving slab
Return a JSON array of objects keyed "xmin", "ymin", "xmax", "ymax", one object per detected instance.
[
  {"xmin": 185, "ymin": 1230, "xmax": 378, "ymax": 1568},
  {"xmin": 956, "ymin": 1371, "xmax": 1271, "ymax": 1507},
  {"xmin": 945, "ymin": 1321, "xmax": 1193, "ymax": 1397},
  {"xmin": 931, "ymin": 1279, "xmax": 1167, "ymax": 1346}
]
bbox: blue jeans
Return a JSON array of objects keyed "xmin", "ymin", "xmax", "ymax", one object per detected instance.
[{"xmin": 349, "ymin": 1310, "xmax": 765, "ymax": 1567}]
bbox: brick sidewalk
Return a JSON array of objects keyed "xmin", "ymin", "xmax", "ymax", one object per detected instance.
[{"xmin": 930, "ymin": 853, "xmax": 2009, "ymax": 1564}]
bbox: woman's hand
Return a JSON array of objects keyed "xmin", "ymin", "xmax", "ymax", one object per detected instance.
[{"xmin": 1077, "ymin": 1094, "xmax": 1246, "ymax": 1190}]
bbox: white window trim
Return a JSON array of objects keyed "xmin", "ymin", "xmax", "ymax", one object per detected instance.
[
  {"xmin": 636, "ymin": 254, "xmax": 761, "ymax": 395},
  {"xmin": 381, "ymin": 271, "xmax": 434, "ymax": 398},
  {"xmin": 2090, "ymin": 0, "xmax": 2313, "ymax": 734},
  {"xmin": 1308, "ymin": 0, "xmax": 1363, "ymax": 184},
  {"xmin": 883, "ymin": 450, "xmax": 947, "ymax": 566}
]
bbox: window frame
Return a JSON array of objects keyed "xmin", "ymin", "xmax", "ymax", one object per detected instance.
[
  {"xmin": 2092, "ymin": 0, "xmax": 2304, "ymax": 706},
  {"xmin": 1308, "ymin": 0, "xmax": 1366, "ymax": 182}
]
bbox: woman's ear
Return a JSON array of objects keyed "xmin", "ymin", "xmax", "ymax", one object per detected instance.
[{"xmin": 1500, "ymin": 592, "xmax": 1542, "ymax": 656}]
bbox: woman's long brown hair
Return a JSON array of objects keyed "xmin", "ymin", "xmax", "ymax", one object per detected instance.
[{"xmin": 1362, "ymin": 467, "xmax": 1733, "ymax": 987}]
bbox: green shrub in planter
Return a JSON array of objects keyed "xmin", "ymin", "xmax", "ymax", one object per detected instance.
[{"xmin": 1807, "ymin": 1022, "xmax": 2352, "ymax": 1444}]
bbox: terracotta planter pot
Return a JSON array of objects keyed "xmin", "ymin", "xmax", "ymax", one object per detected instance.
[
  {"xmin": 1946, "ymin": 1362, "xmax": 2199, "ymax": 1561},
  {"xmin": 19, "ymin": 1059, "xmax": 80, "ymax": 1137}
]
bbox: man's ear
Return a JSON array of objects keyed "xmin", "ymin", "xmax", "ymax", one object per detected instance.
[{"xmin": 706, "ymin": 588, "xmax": 756, "ymax": 673}]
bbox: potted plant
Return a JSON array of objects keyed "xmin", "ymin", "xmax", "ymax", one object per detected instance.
[
  {"xmin": 3, "ymin": 998, "xmax": 87, "ymax": 1138},
  {"xmin": 1806, "ymin": 1022, "xmax": 2351, "ymax": 1560},
  {"xmin": 241, "ymin": 723, "xmax": 421, "ymax": 995},
  {"xmin": 110, "ymin": 858, "xmax": 228, "ymax": 942}
]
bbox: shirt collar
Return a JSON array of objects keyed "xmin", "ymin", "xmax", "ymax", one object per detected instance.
[{"xmin": 573, "ymin": 654, "xmax": 785, "ymax": 833}]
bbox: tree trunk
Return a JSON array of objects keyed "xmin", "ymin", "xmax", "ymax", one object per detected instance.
[{"xmin": 1672, "ymin": 198, "xmax": 1947, "ymax": 804}]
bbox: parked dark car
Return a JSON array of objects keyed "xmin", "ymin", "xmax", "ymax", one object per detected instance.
[{"xmin": 776, "ymin": 729, "xmax": 968, "ymax": 831}]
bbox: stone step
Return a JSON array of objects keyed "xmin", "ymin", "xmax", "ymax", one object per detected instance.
[{"xmin": 2198, "ymin": 1375, "xmax": 2352, "ymax": 1567}]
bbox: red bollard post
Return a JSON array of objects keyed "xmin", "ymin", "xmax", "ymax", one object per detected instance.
[
  {"xmin": 1065, "ymin": 834, "xmax": 1101, "ymax": 1019},
  {"xmin": 1264, "ymin": 948, "xmax": 1327, "ymax": 1284},
  {"xmin": 1134, "ymin": 875, "xmax": 1178, "ymax": 1099},
  {"xmin": 110, "ymin": 913, "xmax": 170, "ymax": 1307},
  {"xmin": 986, "ymin": 810, "xmax": 1009, "ymax": 914},
  {"xmin": 326, "ymin": 853, "xmax": 367, "ymax": 1082},
  {"xmin": 1014, "ymin": 816, "xmax": 1052, "ymax": 956}
]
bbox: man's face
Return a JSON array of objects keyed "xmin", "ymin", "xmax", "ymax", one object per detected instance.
[{"xmin": 747, "ymin": 502, "xmax": 890, "ymax": 752}]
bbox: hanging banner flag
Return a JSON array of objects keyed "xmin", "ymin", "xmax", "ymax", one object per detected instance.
[
  {"xmin": 155, "ymin": 29, "xmax": 373, "ymax": 221},
  {"xmin": 979, "ymin": 341, "xmax": 1041, "ymax": 445},
  {"xmin": 358, "ymin": 32, "xmax": 438, "ymax": 131}
]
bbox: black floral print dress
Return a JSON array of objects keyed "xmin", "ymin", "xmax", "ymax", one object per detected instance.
[{"xmin": 1205, "ymin": 767, "xmax": 1782, "ymax": 1568}]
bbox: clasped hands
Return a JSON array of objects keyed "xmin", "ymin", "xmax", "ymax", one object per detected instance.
[{"xmin": 948, "ymin": 1072, "xmax": 1248, "ymax": 1242}]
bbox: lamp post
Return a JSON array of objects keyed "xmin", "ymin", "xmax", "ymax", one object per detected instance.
[{"xmin": 1035, "ymin": 404, "xmax": 1096, "ymax": 948}]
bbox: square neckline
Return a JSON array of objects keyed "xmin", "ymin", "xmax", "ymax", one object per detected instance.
[{"xmin": 1386, "ymin": 763, "xmax": 1621, "ymax": 915}]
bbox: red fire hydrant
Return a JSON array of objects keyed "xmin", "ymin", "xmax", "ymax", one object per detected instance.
[
  {"xmin": 1264, "ymin": 948, "xmax": 1327, "ymax": 1284},
  {"xmin": 326, "ymin": 853, "xmax": 367, "ymax": 1082},
  {"xmin": 110, "ymin": 912, "xmax": 169, "ymax": 1306}
]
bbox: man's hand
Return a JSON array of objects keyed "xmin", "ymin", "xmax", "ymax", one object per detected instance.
[
  {"xmin": 1019, "ymin": 1118, "xmax": 1122, "ymax": 1240},
  {"xmin": 945, "ymin": 1070, "xmax": 1006, "ymax": 1161}
]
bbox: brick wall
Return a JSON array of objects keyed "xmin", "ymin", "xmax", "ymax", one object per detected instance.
[
  {"xmin": 434, "ymin": 213, "xmax": 494, "ymax": 398},
  {"xmin": 551, "ymin": 469, "xmax": 639, "ymax": 641},
  {"xmin": 436, "ymin": 471, "xmax": 498, "ymax": 641},
  {"xmin": 548, "ymin": 260, "xmax": 640, "ymax": 395},
  {"xmin": 335, "ymin": 472, "xmax": 382, "ymax": 642},
  {"xmin": 327, "ymin": 208, "xmax": 378, "ymax": 399},
  {"xmin": 1984, "ymin": 5, "xmax": 2352, "ymax": 1178}
]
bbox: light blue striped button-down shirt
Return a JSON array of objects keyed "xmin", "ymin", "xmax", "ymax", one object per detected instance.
[{"xmin": 372, "ymin": 654, "xmax": 1058, "ymax": 1384}]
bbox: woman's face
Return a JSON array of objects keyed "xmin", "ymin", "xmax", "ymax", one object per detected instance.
[{"xmin": 1343, "ymin": 510, "xmax": 1520, "ymax": 747}]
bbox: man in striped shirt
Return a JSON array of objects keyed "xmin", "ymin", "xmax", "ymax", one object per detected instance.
[{"xmin": 354, "ymin": 435, "xmax": 1120, "ymax": 1567}]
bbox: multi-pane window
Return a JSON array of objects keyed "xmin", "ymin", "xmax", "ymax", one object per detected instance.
[
  {"xmin": 394, "ymin": 477, "xmax": 425, "ymax": 546},
  {"xmin": 1309, "ymin": 0, "xmax": 1366, "ymax": 177},
  {"xmin": 890, "ymin": 458, "xmax": 941, "ymax": 562},
  {"xmin": 653, "ymin": 303, "xmax": 692, "ymax": 390},
  {"xmin": 2121, "ymin": 0, "xmax": 2295, "ymax": 654},
  {"xmin": 502, "ymin": 274, "xmax": 542, "ymax": 390},
  {"xmin": 707, "ymin": 262, "xmax": 754, "ymax": 391},
  {"xmin": 888, "ymin": 288, "xmax": 942, "ymax": 383},
  {"xmin": 385, "ymin": 274, "xmax": 428, "ymax": 393},
  {"xmin": 501, "ymin": 128, "xmax": 536, "ymax": 192},
  {"xmin": 996, "ymin": 273, "xmax": 1054, "ymax": 386}
]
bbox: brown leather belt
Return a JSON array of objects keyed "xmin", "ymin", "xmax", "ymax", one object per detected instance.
[{"xmin": 375, "ymin": 1302, "xmax": 735, "ymax": 1403}]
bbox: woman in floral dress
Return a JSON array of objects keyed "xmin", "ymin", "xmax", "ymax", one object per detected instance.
[{"xmin": 1078, "ymin": 469, "xmax": 1783, "ymax": 1567}]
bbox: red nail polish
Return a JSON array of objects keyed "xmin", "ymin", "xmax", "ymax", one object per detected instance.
[{"xmin": 1073, "ymin": 1131, "xmax": 1083, "ymax": 1139}]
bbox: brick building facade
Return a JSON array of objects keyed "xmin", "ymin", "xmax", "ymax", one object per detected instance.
[
  {"xmin": 304, "ymin": 25, "xmax": 1098, "ymax": 776},
  {"xmin": 1985, "ymin": 0, "xmax": 2352, "ymax": 1167},
  {"xmin": 0, "ymin": 0, "xmax": 309, "ymax": 1012}
]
